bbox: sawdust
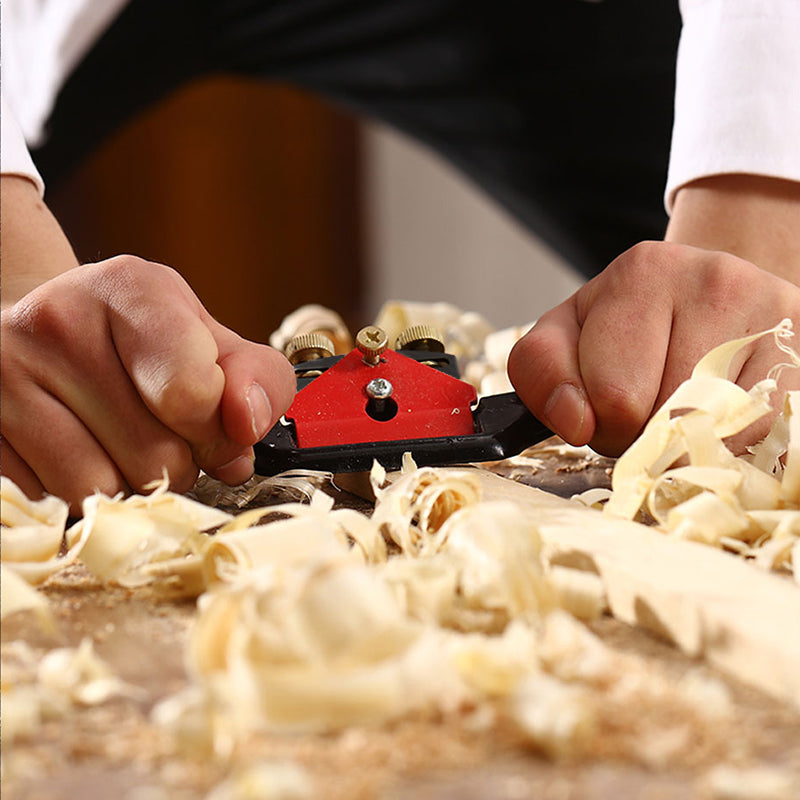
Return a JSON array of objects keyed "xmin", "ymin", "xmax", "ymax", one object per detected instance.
[{"xmin": 3, "ymin": 530, "xmax": 799, "ymax": 800}]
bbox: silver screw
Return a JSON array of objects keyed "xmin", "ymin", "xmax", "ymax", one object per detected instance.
[{"xmin": 365, "ymin": 378, "xmax": 393, "ymax": 399}]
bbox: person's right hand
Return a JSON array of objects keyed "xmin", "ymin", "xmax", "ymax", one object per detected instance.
[{"xmin": 1, "ymin": 256, "xmax": 296, "ymax": 513}]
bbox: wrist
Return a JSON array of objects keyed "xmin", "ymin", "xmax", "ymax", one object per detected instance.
[
  {"xmin": 665, "ymin": 174, "xmax": 800, "ymax": 286},
  {"xmin": 1, "ymin": 175, "xmax": 79, "ymax": 309}
]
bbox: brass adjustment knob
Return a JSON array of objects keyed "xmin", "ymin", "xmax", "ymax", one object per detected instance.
[
  {"xmin": 355, "ymin": 325, "xmax": 388, "ymax": 366},
  {"xmin": 284, "ymin": 332, "xmax": 335, "ymax": 365},
  {"xmin": 395, "ymin": 324, "xmax": 445, "ymax": 352}
]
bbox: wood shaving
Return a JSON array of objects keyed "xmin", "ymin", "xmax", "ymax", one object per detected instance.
[
  {"xmin": 0, "ymin": 476, "xmax": 86, "ymax": 585},
  {"xmin": 268, "ymin": 304, "xmax": 352, "ymax": 355},
  {"xmin": 546, "ymin": 566, "xmax": 606, "ymax": 621},
  {"xmin": 190, "ymin": 470, "xmax": 333, "ymax": 509},
  {"xmin": 607, "ymin": 319, "xmax": 799, "ymax": 577},
  {"xmin": 463, "ymin": 324, "xmax": 533, "ymax": 396},
  {"xmin": 374, "ymin": 299, "xmax": 494, "ymax": 367},
  {"xmin": 0, "ymin": 563, "xmax": 54, "ymax": 631},
  {"xmin": 68, "ymin": 475, "xmax": 233, "ymax": 588},
  {"xmin": 150, "ymin": 464, "xmax": 775, "ymax": 764}
]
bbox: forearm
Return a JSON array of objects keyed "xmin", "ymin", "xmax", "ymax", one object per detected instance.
[
  {"xmin": 1, "ymin": 175, "xmax": 79, "ymax": 309},
  {"xmin": 665, "ymin": 174, "xmax": 800, "ymax": 286}
]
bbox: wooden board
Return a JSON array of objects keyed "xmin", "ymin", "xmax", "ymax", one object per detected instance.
[{"xmin": 474, "ymin": 470, "xmax": 800, "ymax": 708}]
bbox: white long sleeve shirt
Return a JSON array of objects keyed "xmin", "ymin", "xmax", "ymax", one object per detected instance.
[
  {"xmin": 667, "ymin": 0, "xmax": 800, "ymax": 210},
  {"xmin": 2, "ymin": 0, "xmax": 799, "ymax": 214},
  {"xmin": 0, "ymin": 0, "xmax": 128, "ymax": 194}
]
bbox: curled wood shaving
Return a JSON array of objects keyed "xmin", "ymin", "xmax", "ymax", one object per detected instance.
[
  {"xmin": 606, "ymin": 319, "xmax": 799, "ymax": 575},
  {"xmin": 202, "ymin": 497, "xmax": 360, "ymax": 586},
  {"xmin": 2, "ymin": 469, "xmax": 353, "ymax": 594},
  {"xmin": 433, "ymin": 501, "xmax": 555, "ymax": 629},
  {"xmin": 190, "ymin": 470, "xmax": 333, "ymax": 509},
  {"xmin": 464, "ymin": 324, "xmax": 533, "ymax": 396},
  {"xmin": 546, "ymin": 565, "xmax": 606, "ymax": 621},
  {"xmin": 570, "ymin": 487, "xmax": 613, "ymax": 509},
  {"xmin": 69, "ymin": 475, "xmax": 233, "ymax": 587},
  {"xmin": 511, "ymin": 671, "xmax": 596, "ymax": 759},
  {"xmin": 370, "ymin": 466, "xmax": 483, "ymax": 555},
  {"xmin": 37, "ymin": 637, "xmax": 145, "ymax": 705},
  {"xmin": 168, "ymin": 560, "xmax": 464, "ymax": 741},
  {"xmin": 374, "ymin": 300, "xmax": 494, "ymax": 366},
  {"xmin": 0, "ymin": 475, "xmax": 69, "ymax": 532},
  {"xmin": 1, "ymin": 476, "xmax": 89, "ymax": 585},
  {"xmin": 268, "ymin": 304, "xmax": 352, "ymax": 354},
  {"xmin": 0, "ymin": 564, "xmax": 54, "ymax": 631}
]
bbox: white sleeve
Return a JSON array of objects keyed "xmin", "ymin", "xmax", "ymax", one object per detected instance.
[
  {"xmin": 1, "ymin": 92, "xmax": 45, "ymax": 196},
  {"xmin": 665, "ymin": 0, "xmax": 800, "ymax": 213}
]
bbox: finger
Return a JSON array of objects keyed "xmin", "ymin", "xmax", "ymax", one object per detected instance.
[
  {"xmin": 574, "ymin": 260, "xmax": 674, "ymax": 455},
  {"xmin": 102, "ymin": 260, "xmax": 254, "ymax": 481},
  {"xmin": 0, "ymin": 438, "xmax": 46, "ymax": 503},
  {"xmin": 2, "ymin": 384, "xmax": 129, "ymax": 514},
  {"xmin": 508, "ymin": 298, "xmax": 596, "ymax": 446},
  {"xmin": 41, "ymin": 338, "xmax": 201, "ymax": 495},
  {"xmin": 651, "ymin": 253, "xmax": 787, "ymax": 411},
  {"xmin": 725, "ymin": 340, "xmax": 800, "ymax": 453},
  {"xmin": 108, "ymin": 272, "xmax": 225, "ymax": 440},
  {"xmin": 207, "ymin": 319, "xmax": 296, "ymax": 446},
  {"xmin": 9, "ymin": 265, "xmax": 202, "ymax": 494}
]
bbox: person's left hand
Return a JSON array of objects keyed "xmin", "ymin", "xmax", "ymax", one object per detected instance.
[{"xmin": 508, "ymin": 241, "xmax": 800, "ymax": 456}]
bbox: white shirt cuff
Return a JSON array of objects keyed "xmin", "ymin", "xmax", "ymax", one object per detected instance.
[
  {"xmin": 666, "ymin": 0, "xmax": 800, "ymax": 213},
  {"xmin": 1, "ymin": 92, "xmax": 45, "ymax": 196}
]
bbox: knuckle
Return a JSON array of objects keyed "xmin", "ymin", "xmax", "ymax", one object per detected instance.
[
  {"xmin": 625, "ymin": 240, "xmax": 663, "ymax": 262},
  {"xmin": 96, "ymin": 255, "xmax": 185, "ymax": 306},
  {"xmin": 10, "ymin": 288, "xmax": 76, "ymax": 343},
  {"xmin": 589, "ymin": 380, "xmax": 649, "ymax": 429},
  {"xmin": 150, "ymin": 365, "xmax": 223, "ymax": 425},
  {"xmin": 95, "ymin": 255, "xmax": 157, "ymax": 297},
  {"xmin": 62, "ymin": 469, "xmax": 128, "ymax": 509},
  {"xmin": 611, "ymin": 240, "xmax": 675, "ymax": 285},
  {"xmin": 100, "ymin": 254, "xmax": 151, "ymax": 281},
  {"xmin": 696, "ymin": 253, "xmax": 754, "ymax": 310}
]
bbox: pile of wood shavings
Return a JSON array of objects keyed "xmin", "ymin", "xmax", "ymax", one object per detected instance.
[{"xmin": 0, "ymin": 459, "xmax": 786, "ymax": 772}]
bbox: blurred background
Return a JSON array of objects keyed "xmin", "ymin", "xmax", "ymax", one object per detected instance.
[{"xmin": 46, "ymin": 77, "xmax": 582, "ymax": 344}]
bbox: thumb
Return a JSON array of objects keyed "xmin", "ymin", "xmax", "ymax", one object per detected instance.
[
  {"xmin": 208, "ymin": 317, "xmax": 296, "ymax": 446},
  {"xmin": 507, "ymin": 299, "xmax": 596, "ymax": 446}
]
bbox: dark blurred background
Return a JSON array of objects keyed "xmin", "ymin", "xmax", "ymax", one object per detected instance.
[
  {"xmin": 45, "ymin": 77, "xmax": 580, "ymax": 344},
  {"xmin": 46, "ymin": 77, "xmax": 365, "ymax": 343}
]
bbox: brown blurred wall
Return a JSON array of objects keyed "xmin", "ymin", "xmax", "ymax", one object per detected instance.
[{"xmin": 46, "ymin": 76, "xmax": 365, "ymax": 345}]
